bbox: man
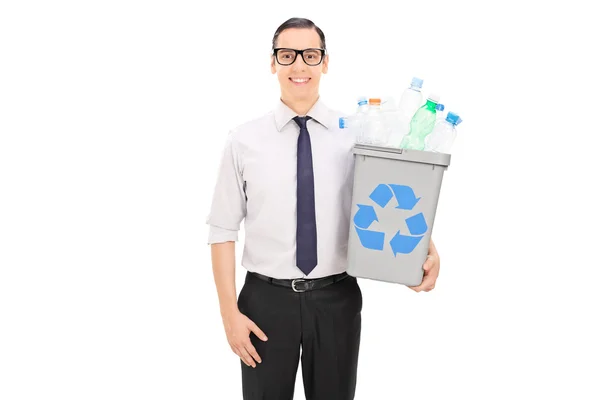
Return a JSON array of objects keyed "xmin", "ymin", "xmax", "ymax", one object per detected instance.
[{"xmin": 206, "ymin": 17, "xmax": 441, "ymax": 400}]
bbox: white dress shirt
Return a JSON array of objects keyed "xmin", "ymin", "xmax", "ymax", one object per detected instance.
[{"xmin": 206, "ymin": 97, "xmax": 355, "ymax": 279}]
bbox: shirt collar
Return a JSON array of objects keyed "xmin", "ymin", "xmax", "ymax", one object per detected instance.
[{"xmin": 274, "ymin": 97, "xmax": 331, "ymax": 132}]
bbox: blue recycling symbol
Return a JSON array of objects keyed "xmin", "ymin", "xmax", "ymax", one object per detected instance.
[{"xmin": 353, "ymin": 184, "xmax": 428, "ymax": 255}]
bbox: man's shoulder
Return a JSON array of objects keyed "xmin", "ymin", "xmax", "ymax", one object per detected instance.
[
  {"xmin": 323, "ymin": 102, "xmax": 347, "ymax": 117},
  {"xmin": 318, "ymin": 101, "xmax": 349, "ymax": 129},
  {"xmin": 227, "ymin": 110, "xmax": 275, "ymax": 141}
]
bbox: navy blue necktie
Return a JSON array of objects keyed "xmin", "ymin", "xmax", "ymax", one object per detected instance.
[{"xmin": 293, "ymin": 116, "xmax": 318, "ymax": 276}]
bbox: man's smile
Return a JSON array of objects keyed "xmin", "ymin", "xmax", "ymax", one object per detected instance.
[{"xmin": 289, "ymin": 77, "xmax": 310, "ymax": 85}]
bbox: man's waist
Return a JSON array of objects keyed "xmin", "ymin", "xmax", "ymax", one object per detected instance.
[{"xmin": 248, "ymin": 271, "xmax": 350, "ymax": 292}]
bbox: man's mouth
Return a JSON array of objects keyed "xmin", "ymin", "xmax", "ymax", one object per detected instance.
[{"xmin": 289, "ymin": 77, "xmax": 310, "ymax": 85}]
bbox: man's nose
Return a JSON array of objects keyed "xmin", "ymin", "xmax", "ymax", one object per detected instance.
[{"xmin": 291, "ymin": 53, "xmax": 306, "ymax": 72}]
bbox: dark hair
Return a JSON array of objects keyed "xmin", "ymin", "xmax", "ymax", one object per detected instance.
[{"xmin": 272, "ymin": 17, "xmax": 326, "ymax": 50}]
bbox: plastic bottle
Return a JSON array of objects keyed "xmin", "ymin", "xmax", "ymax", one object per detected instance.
[
  {"xmin": 399, "ymin": 93, "xmax": 440, "ymax": 150},
  {"xmin": 339, "ymin": 96, "xmax": 369, "ymax": 143},
  {"xmin": 435, "ymin": 103, "xmax": 445, "ymax": 123},
  {"xmin": 380, "ymin": 95, "xmax": 398, "ymax": 112},
  {"xmin": 387, "ymin": 77, "xmax": 424, "ymax": 148},
  {"xmin": 424, "ymin": 111, "xmax": 462, "ymax": 153},
  {"xmin": 397, "ymin": 77, "xmax": 424, "ymax": 122},
  {"xmin": 366, "ymin": 98, "xmax": 388, "ymax": 145},
  {"xmin": 339, "ymin": 114, "xmax": 364, "ymax": 142},
  {"xmin": 356, "ymin": 96, "xmax": 369, "ymax": 113},
  {"xmin": 354, "ymin": 96, "xmax": 369, "ymax": 143}
]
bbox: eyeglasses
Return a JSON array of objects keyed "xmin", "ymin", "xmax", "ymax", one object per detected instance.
[{"xmin": 273, "ymin": 48, "xmax": 326, "ymax": 66}]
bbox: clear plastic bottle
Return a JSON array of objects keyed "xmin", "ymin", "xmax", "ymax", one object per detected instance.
[
  {"xmin": 356, "ymin": 96, "xmax": 369, "ymax": 142},
  {"xmin": 380, "ymin": 95, "xmax": 398, "ymax": 112},
  {"xmin": 387, "ymin": 77, "xmax": 424, "ymax": 148},
  {"xmin": 435, "ymin": 103, "xmax": 445, "ymax": 124},
  {"xmin": 366, "ymin": 98, "xmax": 388, "ymax": 145},
  {"xmin": 424, "ymin": 111, "xmax": 462, "ymax": 153},
  {"xmin": 356, "ymin": 96, "xmax": 369, "ymax": 113},
  {"xmin": 339, "ymin": 96, "xmax": 369, "ymax": 143},
  {"xmin": 400, "ymin": 93, "xmax": 440, "ymax": 150},
  {"xmin": 397, "ymin": 77, "xmax": 424, "ymax": 122}
]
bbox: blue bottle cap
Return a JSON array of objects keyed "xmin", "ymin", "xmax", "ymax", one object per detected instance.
[
  {"xmin": 446, "ymin": 112, "xmax": 462, "ymax": 125},
  {"xmin": 411, "ymin": 77, "xmax": 423, "ymax": 88},
  {"xmin": 436, "ymin": 103, "xmax": 445, "ymax": 112},
  {"xmin": 339, "ymin": 117, "xmax": 346, "ymax": 129},
  {"xmin": 357, "ymin": 96, "xmax": 368, "ymax": 106}
]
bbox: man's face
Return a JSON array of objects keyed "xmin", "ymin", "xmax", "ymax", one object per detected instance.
[{"xmin": 271, "ymin": 28, "xmax": 329, "ymax": 102}]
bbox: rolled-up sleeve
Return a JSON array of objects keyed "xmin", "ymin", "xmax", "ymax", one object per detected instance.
[{"xmin": 206, "ymin": 132, "xmax": 247, "ymax": 244}]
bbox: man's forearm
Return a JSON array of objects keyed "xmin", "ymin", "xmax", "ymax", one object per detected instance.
[{"xmin": 211, "ymin": 241, "xmax": 238, "ymax": 317}]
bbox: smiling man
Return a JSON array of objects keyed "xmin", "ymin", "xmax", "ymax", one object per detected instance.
[{"xmin": 206, "ymin": 17, "xmax": 441, "ymax": 400}]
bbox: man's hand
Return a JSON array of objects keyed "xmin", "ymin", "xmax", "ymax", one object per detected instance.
[
  {"xmin": 408, "ymin": 239, "xmax": 440, "ymax": 292},
  {"xmin": 222, "ymin": 310, "xmax": 268, "ymax": 368}
]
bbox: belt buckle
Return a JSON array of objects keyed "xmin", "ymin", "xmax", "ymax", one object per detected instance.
[{"xmin": 292, "ymin": 278, "xmax": 307, "ymax": 292}]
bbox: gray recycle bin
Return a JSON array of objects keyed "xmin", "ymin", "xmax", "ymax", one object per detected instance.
[{"xmin": 346, "ymin": 144, "xmax": 451, "ymax": 286}]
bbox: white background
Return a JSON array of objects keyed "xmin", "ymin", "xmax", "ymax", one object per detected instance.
[{"xmin": 1, "ymin": 0, "xmax": 599, "ymax": 399}]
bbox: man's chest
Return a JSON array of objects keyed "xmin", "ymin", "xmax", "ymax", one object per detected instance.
[{"xmin": 241, "ymin": 132, "xmax": 354, "ymax": 199}]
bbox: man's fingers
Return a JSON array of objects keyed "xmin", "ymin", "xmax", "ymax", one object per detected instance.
[
  {"xmin": 231, "ymin": 345, "xmax": 247, "ymax": 366},
  {"xmin": 244, "ymin": 341, "xmax": 262, "ymax": 364},
  {"xmin": 238, "ymin": 346, "xmax": 256, "ymax": 368},
  {"xmin": 231, "ymin": 345, "xmax": 252, "ymax": 367},
  {"xmin": 410, "ymin": 274, "xmax": 435, "ymax": 292},
  {"xmin": 248, "ymin": 320, "xmax": 268, "ymax": 341},
  {"xmin": 423, "ymin": 255, "xmax": 434, "ymax": 271},
  {"xmin": 425, "ymin": 283, "xmax": 435, "ymax": 292},
  {"xmin": 420, "ymin": 274, "xmax": 436, "ymax": 291}
]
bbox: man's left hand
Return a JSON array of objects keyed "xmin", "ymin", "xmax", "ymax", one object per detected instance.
[{"xmin": 408, "ymin": 240, "xmax": 440, "ymax": 292}]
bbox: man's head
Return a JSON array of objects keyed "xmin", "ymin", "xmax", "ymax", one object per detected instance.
[{"xmin": 271, "ymin": 18, "xmax": 328, "ymax": 105}]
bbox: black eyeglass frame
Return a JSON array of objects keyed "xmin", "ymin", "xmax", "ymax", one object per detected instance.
[{"xmin": 272, "ymin": 48, "xmax": 326, "ymax": 66}]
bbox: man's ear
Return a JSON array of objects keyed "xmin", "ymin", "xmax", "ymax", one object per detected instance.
[
  {"xmin": 322, "ymin": 54, "xmax": 329, "ymax": 74},
  {"xmin": 270, "ymin": 55, "xmax": 276, "ymax": 74}
]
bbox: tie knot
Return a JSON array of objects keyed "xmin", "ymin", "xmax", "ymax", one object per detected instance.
[{"xmin": 293, "ymin": 115, "xmax": 311, "ymax": 130}]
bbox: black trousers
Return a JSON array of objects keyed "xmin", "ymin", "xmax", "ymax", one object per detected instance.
[{"xmin": 237, "ymin": 271, "xmax": 363, "ymax": 400}]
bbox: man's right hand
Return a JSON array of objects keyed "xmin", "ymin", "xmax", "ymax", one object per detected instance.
[{"xmin": 222, "ymin": 309, "xmax": 268, "ymax": 368}]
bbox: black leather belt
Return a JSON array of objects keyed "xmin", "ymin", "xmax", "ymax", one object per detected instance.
[{"xmin": 249, "ymin": 271, "xmax": 350, "ymax": 292}]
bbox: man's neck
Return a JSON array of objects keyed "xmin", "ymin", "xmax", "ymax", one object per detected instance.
[{"xmin": 280, "ymin": 95, "xmax": 319, "ymax": 116}]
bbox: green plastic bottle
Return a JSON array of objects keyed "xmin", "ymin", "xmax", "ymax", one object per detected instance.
[{"xmin": 400, "ymin": 93, "xmax": 440, "ymax": 150}]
